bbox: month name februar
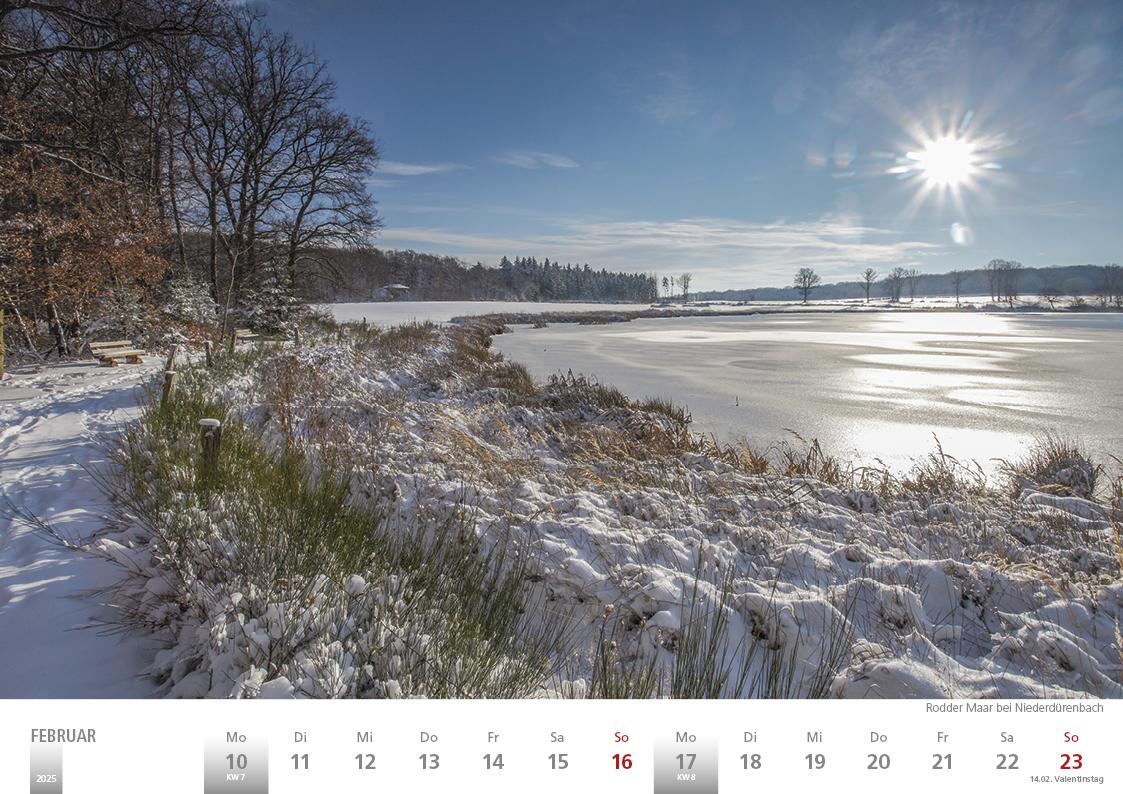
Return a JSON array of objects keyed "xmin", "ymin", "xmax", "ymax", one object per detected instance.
[{"xmin": 30, "ymin": 728, "xmax": 96, "ymax": 742}]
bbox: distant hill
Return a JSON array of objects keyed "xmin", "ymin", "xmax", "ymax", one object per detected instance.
[{"xmin": 695, "ymin": 264, "xmax": 1117, "ymax": 302}]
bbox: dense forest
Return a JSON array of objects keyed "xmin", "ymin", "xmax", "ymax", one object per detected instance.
[{"xmin": 300, "ymin": 249, "xmax": 658, "ymax": 303}]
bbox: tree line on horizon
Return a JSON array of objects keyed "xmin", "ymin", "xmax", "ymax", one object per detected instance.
[
  {"xmin": 698, "ymin": 261, "xmax": 1123, "ymax": 307},
  {"xmin": 300, "ymin": 249, "xmax": 659, "ymax": 303}
]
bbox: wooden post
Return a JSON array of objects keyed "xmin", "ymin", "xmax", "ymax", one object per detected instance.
[
  {"xmin": 199, "ymin": 418, "xmax": 222, "ymax": 482},
  {"xmin": 163, "ymin": 343, "xmax": 181, "ymax": 372},
  {"xmin": 204, "ymin": 340, "xmax": 214, "ymax": 368},
  {"xmin": 227, "ymin": 331, "xmax": 236, "ymax": 355},
  {"xmin": 161, "ymin": 370, "xmax": 178, "ymax": 408}
]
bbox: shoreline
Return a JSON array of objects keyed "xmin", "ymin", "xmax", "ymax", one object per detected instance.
[{"xmin": 454, "ymin": 301, "xmax": 1123, "ymax": 329}]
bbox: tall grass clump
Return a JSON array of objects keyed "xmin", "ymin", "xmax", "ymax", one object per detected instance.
[
  {"xmin": 544, "ymin": 371, "xmax": 690, "ymax": 426},
  {"xmin": 476, "ymin": 360, "xmax": 540, "ymax": 403},
  {"xmin": 1110, "ymin": 455, "xmax": 1123, "ymax": 514},
  {"xmin": 900, "ymin": 436, "xmax": 989, "ymax": 500},
  {"xmin": 1002, "ymin": 432, "xmax": 1102, "ymax": 499},
  {"xmin": 98, "ymin": 361, "xmax": 571, "ymax": 698},
  {"xmin": 774, "ymin": 432, "xmax": 847, "ymax": 487},
  {"xmin": 350, "ymin": 320, "xmax": 440, "ymax": 357}
]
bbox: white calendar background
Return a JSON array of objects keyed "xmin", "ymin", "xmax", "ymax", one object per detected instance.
[{"xmin": 4, "ymin": 699, "xmax": 1114, "ymax": 793}]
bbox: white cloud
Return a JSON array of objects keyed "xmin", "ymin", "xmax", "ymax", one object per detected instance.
[
  {"xmin": 377, "ymin": 215, "xmax": 943, "ymax": 289},
  {"xmin": 495, "ymin": 151, "xmax": 579, "ymax": 169},
  {"xmin": 378, "ymin": 160, "xmax": 469, "ymax": 176}
]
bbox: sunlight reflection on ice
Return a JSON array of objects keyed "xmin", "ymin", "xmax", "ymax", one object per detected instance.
[
  {"xmin": 850, "ymin": 353, "xmax": 1001, "ymax": 371},
  {"xmin": 495, "ymin": 312, "xmax": 1122, "ymax": 474}
]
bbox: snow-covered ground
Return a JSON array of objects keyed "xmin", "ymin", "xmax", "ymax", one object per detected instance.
[
  {"xmin": 0, "ymin": 360, "xmax": 161, "ymax": 697},
  {"xmin": 78, "ymin": 325, "xmax": 1120, "ymax": 699}
]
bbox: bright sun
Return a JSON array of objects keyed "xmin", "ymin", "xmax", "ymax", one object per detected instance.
[
  {"xmin": 885, "ymin": 112, "xmax": 1005, "ymax": 226},
  {"xmin": 909, "ymin": 136, "xmax": 977, "ymax": 188}
]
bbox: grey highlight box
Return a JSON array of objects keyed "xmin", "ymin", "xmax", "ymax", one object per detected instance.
[
  {"xmin": 29, "ymin": 745, "xmax": 63, "ymax": 794},
  {"xmin": 653, "ymin": 733, "xmax": 718, "ymax": 794},
  {"xmin": 204, "ymin": 733, "xmax": 268, "ymax": 794}
]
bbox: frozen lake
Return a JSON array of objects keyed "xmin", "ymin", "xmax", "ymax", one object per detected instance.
[{"xmin": 494, "ymin": 311, "xmax": 1123, "ymax": 476}]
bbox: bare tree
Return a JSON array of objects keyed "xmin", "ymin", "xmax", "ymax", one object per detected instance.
[
  {"xmin": 0, "ymin": 1, "xmax": 225, "ymax": 181},
  {"xmin": 173, "ymin": 15, "xmax": 378, "ymax": 332},
  {"xmin": 679, "ymin": 272, "xmax": 692, "ymax": 303},
  {"xmin": 861, "ymin": 267, "xmax": 878, "ymax": 303},
  {"xmin": 904, "ymin": 268, "xmax": 921, "ymax": 302},
  {"xmin": 949, "ymin": 270, "xmax": 966, "ymax": 307},
  {"xmin": 281, "ymin": 108, "xmax": 380, "ymax": 288},
  {"xmin": 793, "ymin": 267, "xmax": 820, "ymax": 304},
  {"xmin": 984, "ymin": 259, "xmax": 1001, "ymax": 302},
  {"xmin": 0, "ymin": 1, "xmax": 219, "ymax": 353},
  {"xmin": 992, "ymin": 259, "xmax": 1023, "ymax": 305},
  {"xmin": 1099, "ymin": 264, "xmax": 1122, "ymax": 307},
  {"xmin": 984, "ymin": 258, "xmax": 1023, "ymax": 304},
  {"xmin": 884, "ymin": 267, "xmax": 906, "ymax": 302},
  {"xmin": 0, "ymin": 0, "xmax": 218, "ymax": 64}
]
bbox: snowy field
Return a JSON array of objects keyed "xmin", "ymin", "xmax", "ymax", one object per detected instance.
[{"xmin": 494, "ymin": 311, "xmax": 1123, "ymax": 476}]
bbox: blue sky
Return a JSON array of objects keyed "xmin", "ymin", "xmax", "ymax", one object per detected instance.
[{"xmin": 262, "ymin": 0, "xmax": 1123, "ymax": 290}]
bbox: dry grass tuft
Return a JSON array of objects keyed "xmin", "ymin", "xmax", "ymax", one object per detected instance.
[
  {"xmin": 352, "ymin": 321, "xmax": 441, "ymax": 357},
  {"xmin": 900, "ymin": 436, "xmax": 989, "ymax": 500},
  {"xmin": 543, "ymin": 371, "xmax": 689, "ymax": 427},
  {"xmin": 775, "ymin": 432, "xmax": 847, "ymax": 487},
  {"xmin": 697, "ymin": 435, "xmax": 771, "ymax": 476},
  {"xmin": 477, "ymin": 360, "xmax": 539, "ymax": 402},
  {"xmin": 1001, "ymin": 432, "xmax": 1102, "ymax": 499},
  {"xmin": 544, "ymin": 371, "xmax": 631, "ymax": 414}
]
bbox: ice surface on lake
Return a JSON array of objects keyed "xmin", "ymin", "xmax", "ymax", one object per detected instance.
[{"xmin": 494, "ymin": 311, "xmax": 1123, "ymax": 474}]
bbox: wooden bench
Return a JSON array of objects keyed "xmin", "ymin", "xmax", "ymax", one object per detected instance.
[
  {"xmin": 232, "ymin": 328, "xmax": 286, "ymax": 344},
  {"xmin": 89, "ymin": 340, "xmax": 146, "ymax": 367}
]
